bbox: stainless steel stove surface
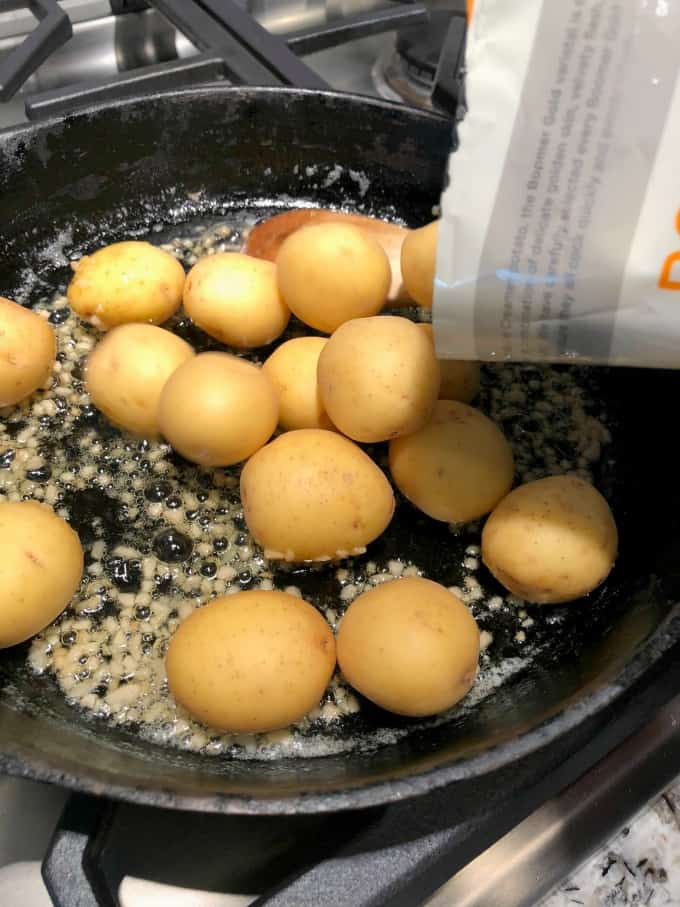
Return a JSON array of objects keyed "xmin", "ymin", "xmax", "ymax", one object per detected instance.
[
  {"xmin": 1, "ymin": 3, "xmax": 680, "ymax": 906},
  {"xmin": 0, "ymin": 0, "xmax": 460, "ymax": 129}
]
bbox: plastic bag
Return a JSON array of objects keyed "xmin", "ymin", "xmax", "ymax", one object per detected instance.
[{"xmin": 434, "ymin": 0, "xmax": 680, "ymax": 367}]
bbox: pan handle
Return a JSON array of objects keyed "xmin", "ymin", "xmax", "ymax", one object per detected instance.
[{"xmin": 0, "ymin": 0, "xmax": 73, "ymax": 101}]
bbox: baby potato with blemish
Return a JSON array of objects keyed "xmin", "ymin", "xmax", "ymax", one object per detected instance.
[
  {"xmin": 86, "ymin": 323, "xmax": 194, "ymax": 437},
  {"xmin": 0, "ymin": 297, "xmax": 56, "ymax": 406},
  {"xmin": 337, "ymin": 577, "xmax": 480, "ymax": 717},
  {"xmin": 67, "ymin": 241, "xmax": 185, "ymax": 329},
  {"xmin": 166, "ymin": 590, "xmax": 336, "ymax": 733},
  {"xmin": 482, "ymin": 475, "xmax": 618, "ymax": 604},
  {"xmin": 317, "ymin": 315, "xmax": 440, "ymax": 443},
  {"xmin": 0, "ymin": 501, "xmax": 83, "ymax": 648},
  {"xmin": 241, "ymin": 429, "xmax": 394, "ymax": 562}
]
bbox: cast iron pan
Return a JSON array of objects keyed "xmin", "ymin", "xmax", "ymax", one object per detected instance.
[{"xmin": 1, "ymin": 86, "xmax": 680, "ymax": 814}]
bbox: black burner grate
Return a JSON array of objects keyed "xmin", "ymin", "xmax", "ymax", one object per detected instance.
[
  {"xmin": 0, "ymin": 0, "xmax": 445, "ymax": 120},
  {"xmin": 0, "ymin": 0, "xmax": 72, "ymax": 100}
]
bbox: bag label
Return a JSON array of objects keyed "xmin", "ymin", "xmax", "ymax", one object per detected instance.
[{"xmin": 435, "ymin": 0, "xmax": 680, "ymax": 367}]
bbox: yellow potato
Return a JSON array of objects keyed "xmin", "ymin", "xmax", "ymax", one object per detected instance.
[
  {"xmin": 159, "ymin": 352, "xmax": 278, "ymax": 466},
  {"xmin": 241, "ymin": 429, "xmax": 394, "ymax": 562},
  {"xmin": 482, "ymin": 475, "xmax": 618, "ymax": 604},
  {"xmin": 317, "ymin": 316, "xmax": 440, "ymax": 443},
  {"xmin": 262, "ymin": 336, "xmax": 334, "ymax": 431},
  {"xmin": 401, "ymin": 220, "xmax": 438, "ymax": 308},
  {"xmin": 183, "ymin": 252, "xmax": 290, "ymax": 348},
  {"xmin": 0, "ymin": 297, "xmax": 55, "ymax": 406},
  {"xmin": 0, "ymin": 501, "xmax": 83, "ymax": 648},
  {"xmin": 337, "ymin": 577, "xmax": 480, "ymax": 717},
  {"xmin": 418, "ymin": 323, "xmax": 480, "ymax": 403},
  {"xmin": 166, "ymin": 590, "xmax": 336, "ymax": 733},
  {"xmin": 389, "ymin": 400, "xmax": 514, "ymax": 523},
  {"xmin": 86, "ymin": 324, "xmax": 194, "ymax": 437},
  {"xmin": 276, "ymin": 222, "xmax": 391, "ymax": 333},
  {"xmin": 67, "ymin": 241, "xmax": 185, "ymax": 329}
]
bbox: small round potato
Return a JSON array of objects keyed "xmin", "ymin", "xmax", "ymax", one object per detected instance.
[
  {"xmin": 67, "ymin": 241, "xmax": 185, "ymax": 329},
  {"xmin": 183, "ymin": 252, "xmax": 290, "ymax": 348},
  {"xmin": 241, "ymin": 429, "xmax": 394, "ymax": 562},
  {"xmin": 389, "ymin": 400, "xmax": 514, "ymax": 523},
  {"xmin": 86, "ymin": 324, "xmax": 194, "ymax": 437},
  {"xmin": 482, "ymin": 475, "xmax": 618, "ymax": 604},
  {"xmin": 159, "ymin": 352, "xmax": 278, "ymax": 466},
  {"xmin": 0, "ymin": 297, "xmax": 56, "ymax": 406},
  {"xmin": 262, "ymin": 336, "xmax": 334, "ymax": 431},
  {"xmin": 400, "ymin": 220, "xmax": 438, "ymax": 308},
  {"xmin": 337, "ymin": 577, "xmax": 480, "ymax": 717},
  {"xmin": 276, "ymin": 222, "xmax": 391, "ymax": 333},
  {"xmin": 166, "ymin": 590, "xmax": 336, "ymax": 733},
  {"xmin": 318, "ymin": 316, "xmax": 440, "ymax": 443},
  {"xmin": 0, "ymin": 501, "xmax": 83, "ymax": 648},
  {"xmin": 418, "ymin": 324, "xmax": 480, "ymax": 403}
]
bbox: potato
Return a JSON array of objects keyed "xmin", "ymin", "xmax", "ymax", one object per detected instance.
[
  {"xmin": 317, "ymin": 316, "xmax": 440, "ymax": 443},
  {"xmin": 159, "ymin": 352, "xmax": 277, "ymax": 466},
  {"xmin": 67, "ymin": 241, "xmax": 185, "ymax": 329},
  {"xmin": 482, "ymin": 475, "xmax": 618, "ymax": 604},
  {"xmin": 0, "ymin": 297, "xmax": 56, "ymax": 406},
  {"xmin": 418, "ymin": 323, "xmax": 480, "ymax": 403},
  {"xmin": 389, "ymin": 400, "xmax": 514, "ymax": 523},
  {"xmin": 241, "ymin": 429, "xmax": 394, "ymax": 561},
  {"xmin": 86, "ymin": 324, "xmax": 194, "ymax": 437},
  {"xmin": 262, "ymin": 336, "xmax": 334, "ymax": 431},
  {"xmin": 183, "ymin": 252, "xmax": 290, "ymax": 348},
  {"xmin": 276, "ymin": 222, "xmax": 391, "ymax": 332},
  {"xmin": 166, "ymin": 590, "xmax": 335, "ymax": 733},
  {"xmin": 337, "ymin": 577, "xmax": 480, "ymax": 717},
  {"xmin": 0, "ymin": 501, "xmax": 83, "ymax": 648},
  {"xmin": 401, "ymin": 220, "xmax": 438, "ymax": 308}
]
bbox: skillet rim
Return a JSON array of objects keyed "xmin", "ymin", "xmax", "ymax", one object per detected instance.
[{"xmin": 0, "ymin": 85, "xmax": 677, "ymax": 814}]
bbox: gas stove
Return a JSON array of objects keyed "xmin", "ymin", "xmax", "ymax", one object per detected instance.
[
  {"xmin": 1, "ymin": 668, "xmax": 680, "ymax": 907},
  {"xmin": 1, "ymin": 4, "xmax": 680, "ymax": 906},
  {"xmin": 0, "ymin": 0, "xmax": 467, "ymax": 131}
]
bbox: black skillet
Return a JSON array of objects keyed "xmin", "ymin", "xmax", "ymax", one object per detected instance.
[{"xmin": 1, "ymin": 86, "xmax": 680, "ymax": 815}]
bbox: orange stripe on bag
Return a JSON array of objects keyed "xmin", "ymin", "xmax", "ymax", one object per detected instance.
[{"xmin": 658, "ymin": 210, "xmax": 680, "ymax": 291}]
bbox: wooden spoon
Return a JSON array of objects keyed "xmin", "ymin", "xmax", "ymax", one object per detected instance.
[{"xmin": 243, "ymin": 209, "xmax": 412, "ymax": 306}]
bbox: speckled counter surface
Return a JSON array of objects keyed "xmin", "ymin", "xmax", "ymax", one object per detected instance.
[{"xmin": 540, "ymin": 781, "xmax": 680, "ymax": 906}]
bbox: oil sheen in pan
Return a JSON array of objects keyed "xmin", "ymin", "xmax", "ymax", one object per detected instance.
[{"xmin": 0, "ymin": 207, "xmax": 616, "ymax": 760}]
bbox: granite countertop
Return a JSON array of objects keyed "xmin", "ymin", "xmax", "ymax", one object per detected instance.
[{"xmin": 540, "ymin": 781, "xmax": 680, "ymax": 906}]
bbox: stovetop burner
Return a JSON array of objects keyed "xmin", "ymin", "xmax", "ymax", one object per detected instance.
[
  {"xmin": 0, "ymin": 0, "xmax": 469, "ymax": 128},
  {"xmin": 373, "ymin": 10, "xmax": 454, "ymax": 107},
  {"xmin": 0, "ymin": 0, "xmax": 449, "ymax": 125},
  {"xmin": 372, "ymin": 7, "xmax": 467, "ymax": 110}
]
